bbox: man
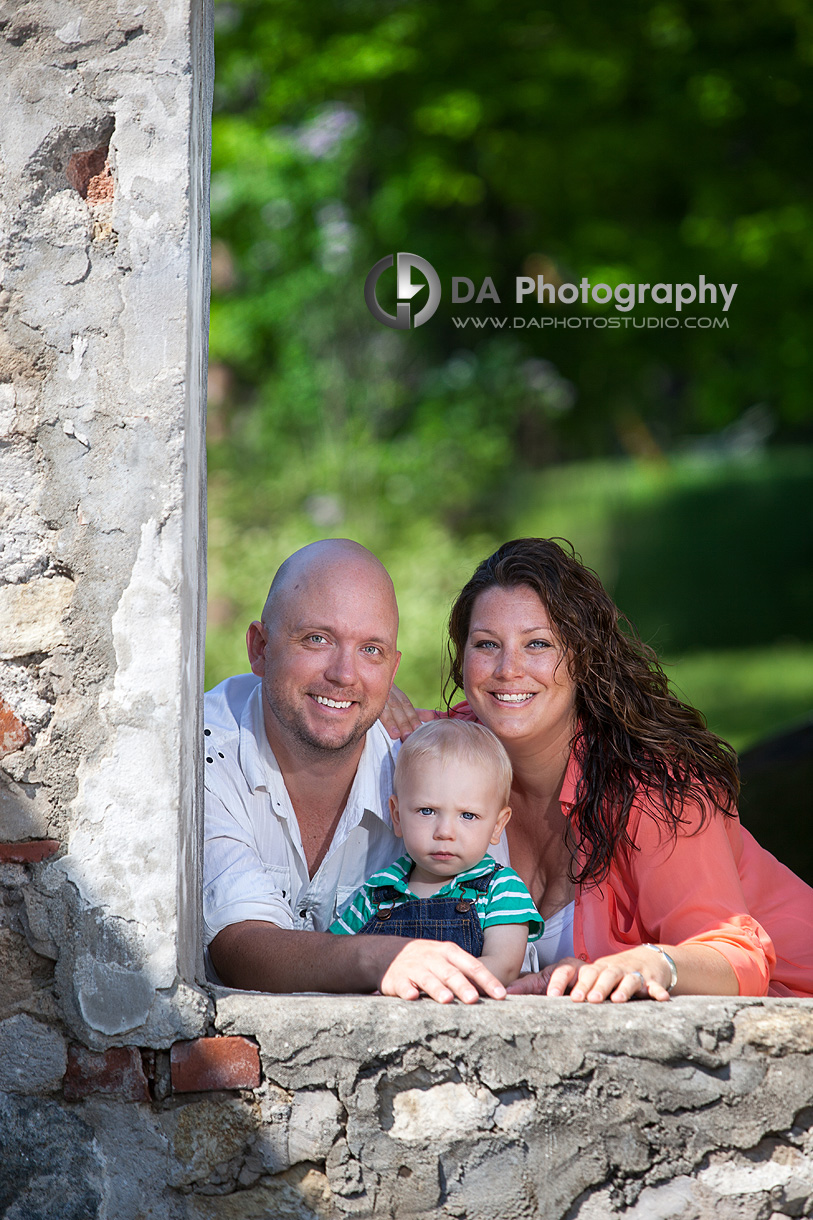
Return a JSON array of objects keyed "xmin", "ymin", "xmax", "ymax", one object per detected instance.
[{"xmin": 203, "ymin": 538, "xmax": 505, "ymax": 1002}]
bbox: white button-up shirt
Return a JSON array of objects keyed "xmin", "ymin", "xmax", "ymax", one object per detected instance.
[{"xmin": 202, "ymin": 674, "xmax": 404, "ymax": 947}]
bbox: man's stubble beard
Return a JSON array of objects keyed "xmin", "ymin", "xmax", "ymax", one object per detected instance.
[{"xmin": 262, "ymin": 679, "xmax": 378, "ymax": 759}]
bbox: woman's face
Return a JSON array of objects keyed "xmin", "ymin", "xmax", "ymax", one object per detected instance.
[{"xmin": 462, "ymin": 584, "xmax": 577, "ymax": 748}]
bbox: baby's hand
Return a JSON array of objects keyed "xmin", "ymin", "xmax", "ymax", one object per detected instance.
[{"xmin": 380, "ymin": 940, "xmax": 506, "ymax": 1003}]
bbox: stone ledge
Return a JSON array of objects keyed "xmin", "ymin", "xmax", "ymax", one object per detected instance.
[
  {"xmin": 211, "ymin": 988, "xmax": 813, "ymax": 1057},
  {"xmin": 207, "ymin": 991, "xmax": 813, "ymax": 1219}
]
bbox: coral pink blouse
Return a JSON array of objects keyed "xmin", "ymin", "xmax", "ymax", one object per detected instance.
[
  {"xmin": 450, "ymin": 703, "xmax": 813, "ymax": 997},
  {"xmin": 559, "ymin": 751, "xmax": 813, "ymax": 998}
]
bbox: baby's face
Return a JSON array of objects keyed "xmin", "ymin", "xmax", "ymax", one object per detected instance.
[{"xmin": 389, "ymin": 756, "xmax": 511, "ymax": 886}]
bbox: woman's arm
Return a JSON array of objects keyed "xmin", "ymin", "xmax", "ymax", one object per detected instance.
[
  {"xmin": 511, "ymin": 795, "xmax": 773, "ymax": 1002},
  {"xmin": 380, "ymin": 685, "xmax": 438, "ymax": 739}
]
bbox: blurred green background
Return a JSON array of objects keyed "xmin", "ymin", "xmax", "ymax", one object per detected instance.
[{"xmin": 206, "ymin": 0, "xmax": 813, "ymax": 754}]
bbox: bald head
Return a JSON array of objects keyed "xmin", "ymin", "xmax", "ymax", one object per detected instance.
[
  {"xmin": 248, "ymin": 540, "xmax": 401, "ymax": 757},
  {"xmin": 262, "ymin": 539, "xmax": 398, "ymax": 632}
]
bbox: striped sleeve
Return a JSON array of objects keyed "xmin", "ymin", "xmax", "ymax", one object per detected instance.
[
  {"xmin": 329, "ymin": 885, "xmax": 376, "ymax": 935},
  {"xmin": 480, "ymin": 867, "xmax": 544, "ymax": 940}
]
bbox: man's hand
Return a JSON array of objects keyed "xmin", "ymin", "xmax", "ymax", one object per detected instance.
[
  {"xmin": 210, "ymin": 921, "xmax": 505, "ymax": 1000},
  {"xmin": 381, "ymin": 685, "xmax": 437, "ymax": 741},
  {"xmin": 379, "ymin": 939, "xmax": 507, "ymax": 1003}
]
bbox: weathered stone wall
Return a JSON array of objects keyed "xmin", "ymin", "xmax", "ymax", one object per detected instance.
[
  {"xmin": 0, "ymin": 0, "xmax": 211, "ymax": 1047},
  {"xmin": 5, "ymin": 993, "xmax": 813, "ymax": 1220},
  {"xmin": 208, "ymin": 994, "xmax": 813, "ymax": 1220},
  {"xmin": 3, "ymin": 5, "xmax": 813, "ymax": 1220}
]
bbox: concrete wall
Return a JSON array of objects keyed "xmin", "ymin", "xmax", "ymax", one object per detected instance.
[
  {"xmin": 0, "ymin": 0, "xmax": 211, "ymax": 1048},
  {"xmin": 3, "ymin": 4, "xmax": 813, "ymax": 1220}
]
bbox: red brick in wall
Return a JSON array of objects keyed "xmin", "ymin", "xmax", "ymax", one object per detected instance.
[
  {"xmin": 0, "ymin": 696, "xmax": 30, "ymax": 758},
  {"xmin": 170, "ymin": 1036, "xmax": 261, "ymax": 1092},
  {"xmin": 0, "ymin": 841, "xmax": 59, "ymax": 863},
  {"xmin": 64, "ymin": 1045, "xmax": 151, "ymax": 1102}
]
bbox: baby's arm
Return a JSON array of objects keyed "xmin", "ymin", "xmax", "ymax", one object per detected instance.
[{"xmin": 479, "ymin": 923, "xmax": 530, "ymax": 987}]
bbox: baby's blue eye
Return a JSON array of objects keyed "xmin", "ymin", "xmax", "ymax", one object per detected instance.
[
  {"xmin": 460, "ymin": 811, "xmax": 476, "ymax": 821},
  {"xmin": 418, "ymin": 807, "xmax": 435, "ymax": 817}
]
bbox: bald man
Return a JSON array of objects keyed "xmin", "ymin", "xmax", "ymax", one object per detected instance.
[{"xmin": 203, "ymin": 540, "xmax": 506, "ymax": 1003}]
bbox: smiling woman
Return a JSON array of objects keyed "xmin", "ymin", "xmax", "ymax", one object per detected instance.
[
  {"xmin": 463, "ymin": 585, "xmax": 577, "ymax": 757},
  {"xmin": 431, "ymin": 537, "xmax": 813, "ymax": 1002}
]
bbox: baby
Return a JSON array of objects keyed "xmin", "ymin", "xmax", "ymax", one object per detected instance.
[{"xmin": 330, "ymin": 719, "xmax": 542, "ymax": 989}]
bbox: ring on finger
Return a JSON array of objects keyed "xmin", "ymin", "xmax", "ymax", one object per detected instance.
[{"xmin": 630, "ymin": 971, "xmax": 647, "ymax": 991}]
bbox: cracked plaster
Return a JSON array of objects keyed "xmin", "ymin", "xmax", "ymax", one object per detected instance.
[{"xmin": 0, "ymin": 0, "xmax": 210, "ymax": 1042}]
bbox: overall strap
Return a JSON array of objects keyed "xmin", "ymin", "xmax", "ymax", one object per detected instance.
[
  {"xmin": 370, "ymin": 884, "xmax": 400, "ymax": 920},
  {"xmin": 371, "ymin": 885, "xmax": 400, "ymax": 904},
  {"xmin": 461, "ymin": 862, "xmax": 503, "ymax": 895}
]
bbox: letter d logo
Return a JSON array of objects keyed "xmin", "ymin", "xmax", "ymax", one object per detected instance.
[{"xmin": 364, "ymin": 253, "xmax": 441, "ymax": 329}]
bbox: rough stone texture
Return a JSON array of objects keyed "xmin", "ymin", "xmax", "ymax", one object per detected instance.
[
  {"xmin": 171, "ymin": 1036, "xmax": 262, "ymax": 1093},
  {"xmin": 0, "ymin": 1093, "xmax": 103, "ymax": 1219},
  {"xmin": 0, "ymin": 0, "xmax": 212, "ymax": 1047},
  {"xmin": 0, "ymin": 577, "xmax": 74, "ymax": 658},
  {"xmin": 0, "ymin": 987, "xmax": 812, "ymax": 1218},
  {"xmin": 163, "ymin": 1097, "xmax": 258, "ymax": 1189},
  {"xmin": 0, "ymin": 863, "xmax": 58, "ymax": 1021},
  {"xmin": 0, "ymin": 1013, "xmax": 66, "ymax": 1094},
  {"xmin": 209, "ymin": 993, "xmax": 813, "ymax": 1220},
  {"xmin": 64, "ymin": 1044, "xmax": 151, "ymax": 1102}
]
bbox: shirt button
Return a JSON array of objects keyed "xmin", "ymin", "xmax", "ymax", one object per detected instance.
[
  {"xmin": 579, "ymin": 953, "xmax": 588, "ymax": 961},
  {"xmin": 299, "ymin": 910, "xmax": 307, "ymax": 919}
]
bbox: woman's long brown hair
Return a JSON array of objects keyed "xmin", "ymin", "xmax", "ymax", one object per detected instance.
[{"xmin": 446, "ymin": 538, "xmax": 740, "ymax": 888}]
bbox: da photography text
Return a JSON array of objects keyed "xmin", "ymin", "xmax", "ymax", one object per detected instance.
[{"xmin": 364, "ymin": 252, "xmax": 738, "ymax": 331}]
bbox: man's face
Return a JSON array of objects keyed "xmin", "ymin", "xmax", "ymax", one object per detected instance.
[{"xmin": 247, "ymin": 563, "xmax": 400, "ymax": 757}]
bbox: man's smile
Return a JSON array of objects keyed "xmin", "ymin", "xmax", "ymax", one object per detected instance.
[{"xmin": 311, "ymin": 694, "xmax": 356, "ymax": 709}]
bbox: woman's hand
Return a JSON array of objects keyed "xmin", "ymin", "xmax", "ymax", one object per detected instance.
[
  {"xmin": 507, "ymin": 950, "xmax": 672, "ymax": 1002},
  {"xmin": 381, "ymin": 685, "xmax": 437, "ymax": 741}
]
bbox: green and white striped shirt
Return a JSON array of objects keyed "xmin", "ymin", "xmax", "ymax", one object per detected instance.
[{"xmin": 329, "ymin": 854, "xmax": 543, "ymax": 939}]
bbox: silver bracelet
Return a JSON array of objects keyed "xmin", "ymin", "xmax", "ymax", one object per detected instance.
[{"xmin": 642, "ymin": 944, "xmax": 678, "ymax": 992}]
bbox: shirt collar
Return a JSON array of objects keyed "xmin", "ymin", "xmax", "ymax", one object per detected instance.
[
  {"xmin": 396, "ymin": 853, "xmax": 499, "ymax": 897},
  {"xmin": 240, "ymin": 683, "xmax": 285, "ymax": 801}
]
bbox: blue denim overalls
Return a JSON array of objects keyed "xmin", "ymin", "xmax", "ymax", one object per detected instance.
[{"xmin": 357, "ymin": 863, "xmax": 503, "ymax": 956}]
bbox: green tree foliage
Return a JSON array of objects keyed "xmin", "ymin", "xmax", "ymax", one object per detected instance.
[
  {"xmin": 207, "ymin": 0, "xmax": 813, "ymax": 749},
  {"xmin": 211, "ymin": 0, "xmax": 813, "ymax": 490}
]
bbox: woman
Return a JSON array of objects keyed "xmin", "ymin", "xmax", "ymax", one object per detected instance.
[{"xmin": 388, "ymin": 538, "xmax": 813, "ymax": 1001}]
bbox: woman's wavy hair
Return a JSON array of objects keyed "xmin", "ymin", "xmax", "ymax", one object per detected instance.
[{"xmin": 445, "ymin": 538, "xmax": 740, "ymax": 888}]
